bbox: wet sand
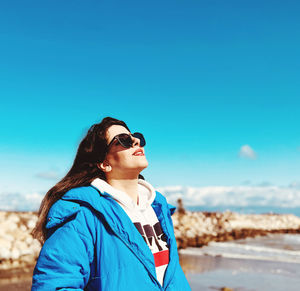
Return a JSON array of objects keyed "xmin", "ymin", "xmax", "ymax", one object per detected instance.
[
  {"xmin": 179, "ymin": 252, "xmax": 300, "ymax": 291},
  {"xmin": 0, "ymin": 267, "xmax": 33, "ymax": 291},
  {"xmin": 0, "ymin": 280, "xmax": 32, "ymax": 291}
]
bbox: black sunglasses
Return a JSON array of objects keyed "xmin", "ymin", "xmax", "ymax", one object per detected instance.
[{"xmin": 107, "ymin": 132, "xmax": 146, "ymax": 149}]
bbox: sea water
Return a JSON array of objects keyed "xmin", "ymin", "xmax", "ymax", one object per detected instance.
[{"xmin": 179, "ymin": 234, "xmax": 300, "ymax": 291}]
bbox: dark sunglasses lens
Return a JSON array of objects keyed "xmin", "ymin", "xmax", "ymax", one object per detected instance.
[
  {"xmin": 117, "ymin": 134, "xmax": 133, "ymax": 148},
  {"xmin": 133, "ymin": 132, "xmax": 146, "ymax": 147}
]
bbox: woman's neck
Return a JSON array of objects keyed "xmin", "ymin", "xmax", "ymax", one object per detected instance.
[{"xmin": 106, "ymin": 178, "xmax": 139, "ymax": 205}]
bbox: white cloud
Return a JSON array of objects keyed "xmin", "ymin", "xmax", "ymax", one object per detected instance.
[
  {"xmin": 239, "ymin": 144, "xmax": 257, "ymax": 160},
  {"xmin": 241, "ymin": 180, "xmax": 252, "ymax": 186},
  {"xmin": 36, "ymin": 170, "xmax": 60, "ymax": 180},
  {"xmin": 256, "ymin": 181, "xmax": 272, "ymax": 187},
  {"xmin": 0, "ymin": 192, "xmax": 44, "ymax": 211},
  {"xmin": 157, "ymin": 185, "xmax": 300, "ymax": 208},
  {"xmin": 289, "ymin": 181, "xmax": 300, "ymax": 189},
  {"xmin": 2, "ymin": 183, "xmax": 300, "ymax": 212}
]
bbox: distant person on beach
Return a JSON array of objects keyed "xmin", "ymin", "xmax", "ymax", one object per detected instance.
[{"xmin": 31, "ymin": 117, "xmax": 191, "ymax": 290}]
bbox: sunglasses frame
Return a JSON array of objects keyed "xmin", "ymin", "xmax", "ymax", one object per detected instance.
[{"xmin": 107, "ymin": 132, "xmax": 146, "ymax": 150}]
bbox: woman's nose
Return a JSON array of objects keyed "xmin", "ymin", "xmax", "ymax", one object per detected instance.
[{"xmin": 132, "ymin": 136, "xmax": 140, "ymax": 147}]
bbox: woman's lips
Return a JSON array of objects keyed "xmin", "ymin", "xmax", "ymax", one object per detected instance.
[{"xmin": 133, "ymin": 149, "xmax": 144, "ymax": 156}]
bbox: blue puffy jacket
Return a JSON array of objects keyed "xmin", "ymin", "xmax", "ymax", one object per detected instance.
[{"xmin": 31, "ymin": 185, "xmax": 191, "ymax": 290}]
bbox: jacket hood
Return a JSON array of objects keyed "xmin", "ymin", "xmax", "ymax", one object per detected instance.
[
  {"xmin": 91, "ymin": 178, "xmax": 156, "ymax": 211},
  {"xmin": 46, "ymin": 183, "xmax": 176, "ymax": 230}
]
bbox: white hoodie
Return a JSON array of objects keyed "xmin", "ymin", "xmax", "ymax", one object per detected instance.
[{"xmin": 91, "ymin": 178, "xmax": 169, "ymax": 286}]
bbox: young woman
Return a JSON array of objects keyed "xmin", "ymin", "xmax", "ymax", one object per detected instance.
[{"xmin": 31, "ymin": 117, "xmax": 191, "ymax": 291}]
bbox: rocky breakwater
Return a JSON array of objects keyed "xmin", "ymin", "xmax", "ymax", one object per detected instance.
[
  {"xmin": 172, "ymin": 210, "xmax": 300, "ymax": 249},
  {"xmin": 1, "ymin": 210, "xmax": 300, "ymax": 271},
  {"xmin": 0, "ymin": 211, "xmax": 41, "ymax": 274}
]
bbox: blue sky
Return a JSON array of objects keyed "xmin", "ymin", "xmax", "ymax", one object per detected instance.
[{"xmin": 1, "ymin": 0, "xmax": 300, "ymax": 196}]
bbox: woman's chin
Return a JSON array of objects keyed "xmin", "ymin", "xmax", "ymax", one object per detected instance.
[
  {"xmin": 136, "ymin": 160, "xmax": 149, "ymax": 172},
  {"xmin": 135, "ymin": 156, "xmax": 148, "ymax": 167},
  {"xmin": 137, "ymin": 162, "xmax": 148, "ymax": 170}
]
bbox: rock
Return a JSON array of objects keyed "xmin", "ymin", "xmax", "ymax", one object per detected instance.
[
  {"xmin": 27, "ymin": 219, "xmax": 36, "ymax": 229},
  {"xmin": 171, "ymin": 210, "xmax": 300, "ymax": 249},
  {"xmin": 25, "ymin": 236, "xmax": 33, "ymax": 245},
  {"xmin": 0, "ymin": 246, "xmax": 11, "ymax": 260},
  {"xmin": 14, "ymin": 240, "xmax": 30, "ymax": 255},
  {"xmin": 20, "ymin": 224, "xmax": 27, "ymax": 232},
  {"xmin": 11, "ymin": 249, "xmax": 20, "ymax": 260},
  {"xmin": 0, "ymin": 211, "xmax": 42, "ymax": 270},
  {"xmin": 0, "ymin": 238, "xmax": 12, "ymax": 249}
]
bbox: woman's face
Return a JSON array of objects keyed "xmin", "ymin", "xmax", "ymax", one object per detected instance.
[{"xmin": 102, "ymin": 125, "xmax": 148, "ymax": 179}]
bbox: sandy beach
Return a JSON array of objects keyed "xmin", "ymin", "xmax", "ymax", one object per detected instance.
[
  {"xmin": 0, "ymin": 267, "xmax": 33, "ymax": 291},
  {"xmin": 181, "ymin": 252, "xmax": 300, "ymax": 291}
]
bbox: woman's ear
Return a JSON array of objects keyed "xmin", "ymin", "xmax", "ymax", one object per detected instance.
[{"xmin": 97, "ymin": 160, "xmax": 112, "ymax": 172}]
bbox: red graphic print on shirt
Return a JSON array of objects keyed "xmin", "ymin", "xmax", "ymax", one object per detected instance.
[{"xmin": 134, "ymin": 222, "xmax": 169, "ymax": 267}]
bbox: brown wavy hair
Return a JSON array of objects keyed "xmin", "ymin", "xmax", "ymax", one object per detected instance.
[{"xmin": 32, "ymin": 117, "xmax": 144, "ymax": 244}]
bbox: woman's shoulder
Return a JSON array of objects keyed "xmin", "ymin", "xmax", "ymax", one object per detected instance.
[{"xmin": 46, "ymin": 186, "xmax": 100, "ymax": 231}]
